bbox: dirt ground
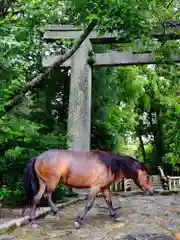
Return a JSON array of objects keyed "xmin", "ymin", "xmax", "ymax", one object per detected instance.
[{"xmin": 1, "ymin": 195, "xmax": 180, "ymax": 240}]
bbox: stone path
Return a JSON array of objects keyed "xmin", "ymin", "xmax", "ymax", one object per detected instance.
[{"xmin": 2, "ymin": 195, "xmax": 180, "ymax": 240}]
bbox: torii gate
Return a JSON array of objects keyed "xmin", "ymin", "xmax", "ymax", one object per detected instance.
[{"xmin": 42, "ymin": 24, "xmax": 180, "ymax": 153}]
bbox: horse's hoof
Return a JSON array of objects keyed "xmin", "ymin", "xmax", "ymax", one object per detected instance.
[
  {"xmin": 55, "ymin": 215, "xmax": 60, "ymax": 220},
  {"xmin": 74, "ymin": 221, "xmax": 81, "ymax": 229},
  {"xmin": 55, "ymin": 212, "xmax": 60, "ymax": 220},
  {"xmin": 31, "ymin": 223, "xmax": 39, "ymax": 228},
  {"xmin": 113, "ymin": 217, "xmax": 121, "ymax": 222}
]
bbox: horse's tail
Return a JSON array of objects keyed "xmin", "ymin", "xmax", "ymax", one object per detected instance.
[{"xmin": 22, "ymin": 157, "xmax": 39, "ymax": 216}]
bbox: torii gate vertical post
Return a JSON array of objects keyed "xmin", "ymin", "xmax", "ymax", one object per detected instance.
[{"xmin": 67, "ymin": 39, "xmax": 92, "ymax": 152}]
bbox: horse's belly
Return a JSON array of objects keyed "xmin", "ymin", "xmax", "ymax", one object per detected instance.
[
  {"xmin": 58, "ymin": 159, "xmax": 113, "ymax": 189},
  {"xmin": 62, "ymin": 176, "xmax": 92, "ymax": 188},
  {"xmin": 61, "ymin": 163, "xmax": 97, "ymax": 188}
]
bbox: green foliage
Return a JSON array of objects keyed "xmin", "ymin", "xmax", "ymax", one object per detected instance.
[
  {"xmin": 164, "ymin": 103, "xmax": 180, "ymax": 171},
  {"xmin": 0, "ymin": 114, "xmax": 67, "ymax": 205},
  {"xmin": 107, "ymin": 63, "xmax": 180, "ymax": 174},
  {"xmin": 0, "ymin": 0, "xmax": 180, "ymax": 206},
  {"xmin": 0, "ymin": 0, "xmax": 71, "ymax": 205},
  {"xmin": 66, "ymin": 0, "xmax": 160, "ymax": 40},
  {"xmin": 91, "ymin": 46, "xmax": 137, "ymax": 152},
  {"xmin": 135, "ymin": 144, "xmax": 152, "ymax": 162}
]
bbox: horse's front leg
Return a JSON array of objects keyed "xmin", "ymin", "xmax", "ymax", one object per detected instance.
[
  {"xmin": 101, "ymin": 187, "xmax": 121, "ymax": 222},
  {"xmin": 74, "ymin": 186, "xmax": 100, "ymax": 229}
]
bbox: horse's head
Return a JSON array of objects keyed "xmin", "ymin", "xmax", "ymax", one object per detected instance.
[
  {"xmin": 96, "ymin": 151, "xmax": 154, "ymax": 196},
  {"xmin": 133, "ymin": 162, "xmax": 154, "ymax": 196}
]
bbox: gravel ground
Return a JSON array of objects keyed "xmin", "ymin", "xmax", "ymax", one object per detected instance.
[{"xmin": 2, "ymin": 195, "xmax": 180, "ymax": 240}]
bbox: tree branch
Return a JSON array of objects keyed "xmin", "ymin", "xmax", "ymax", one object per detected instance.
[{"xmin": 3, "ymin": 20, "xmax": 97, "ymax": 113}]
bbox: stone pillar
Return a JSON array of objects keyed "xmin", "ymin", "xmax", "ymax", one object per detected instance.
[{"xmin": 67, "ymin": 39, "xmax": 92, "ymax": 152}]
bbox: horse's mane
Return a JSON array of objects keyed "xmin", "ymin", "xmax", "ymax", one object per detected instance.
[{"xmin": 91, "ymin": 149, "xmax": 149, "ymax": 176}]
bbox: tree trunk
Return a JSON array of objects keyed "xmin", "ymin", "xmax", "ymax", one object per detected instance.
[
  {"xmin": 138, "ymin": 134, "xmax": 146, "ymax": 162},
  {"xmin": 156, "ymin": 109, "xmax": 165, "ymax": 163}
]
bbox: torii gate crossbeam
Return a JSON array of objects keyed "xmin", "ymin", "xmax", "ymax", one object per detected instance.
[{"xmin": 42, "ymin": 24, "xmax": 180, "ymax": 153}]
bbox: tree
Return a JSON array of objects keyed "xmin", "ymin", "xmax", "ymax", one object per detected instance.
[
  {"xmin": 2, "ymin": 0, "xmax": 180, "ymax": 113},
  {"xmin": 1, "ymin": 0, "xmax": 180, "ymax": 204}
]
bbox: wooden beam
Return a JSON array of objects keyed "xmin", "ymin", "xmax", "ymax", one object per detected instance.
[
  {"xmin": 42, "ymin": 51, "xmax": 180, "ymax": 68},
  {"xmin": 43, "ymin": 24, "xmax": 180, "ymax": 43}
]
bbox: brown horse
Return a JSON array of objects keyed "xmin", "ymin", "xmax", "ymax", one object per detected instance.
[{"xmin": 23, "ymin": 149, "xmax": 154, "ymax": 228}]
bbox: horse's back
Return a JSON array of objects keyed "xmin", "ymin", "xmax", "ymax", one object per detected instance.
[
  {"xmin": 34, "ymin": 149, "xmax": 97, "ymax": 177},
  {"xmin": 34, "ymin": 149, "xmax": 82, "ymax": 172},
  {"xmin": 34, "ymin": 149, "xmax": 113, "ymax": 189}
]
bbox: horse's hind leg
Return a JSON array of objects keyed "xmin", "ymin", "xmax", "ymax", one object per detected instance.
[
  {"xmin": 44, "ymin": 177, "xmax": 60, "ymax": 217},
  {"xmin": 30, "ymin": 179, "xmax": 46, "ymax": 227},
  {"xmin": 44, "ymin": 190, "xmax": 60, "ymax": 218},
  {"xmin": 101, "ymin": 187, "xmax": 121, "ymax": 222},
  {"xmin": 75, "ymin": 186, "xmax": 100, "ymax": 229}
]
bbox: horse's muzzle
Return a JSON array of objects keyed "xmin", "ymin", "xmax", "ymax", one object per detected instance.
[{"xmin": 145, "ymin": 188, "xmax": 154, "ymax": 196}]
